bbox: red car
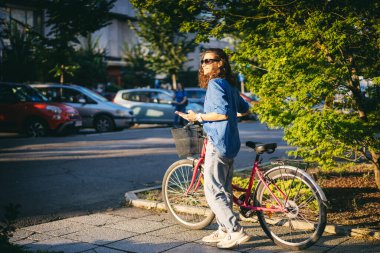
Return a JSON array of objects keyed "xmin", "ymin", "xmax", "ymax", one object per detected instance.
[{"xmin": 0, "ymin": 83, "xmax": 82, "ymax": 137}]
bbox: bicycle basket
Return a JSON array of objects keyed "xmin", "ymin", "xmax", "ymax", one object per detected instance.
[{"xmin": 171, "ymin": 125, "xmax": 204, "ymax": 158}]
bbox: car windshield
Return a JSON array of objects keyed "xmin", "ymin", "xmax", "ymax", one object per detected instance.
[
  {"xmin": 12, "ymin": 86, "xmax": 48, "ymax": 102},
  {"xmin": 79, "ymin": 87, "xmax": 108, "ymax": 102}
]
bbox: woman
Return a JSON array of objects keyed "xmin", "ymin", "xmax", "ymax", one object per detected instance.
[{"xmin": 176, "ymin": 48, "xmax": 250, "ymax": 249}]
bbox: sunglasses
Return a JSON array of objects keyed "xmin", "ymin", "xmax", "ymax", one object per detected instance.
[{"xmin": 201, "ymin": 58, "xmax": 221, "ymax": 65}]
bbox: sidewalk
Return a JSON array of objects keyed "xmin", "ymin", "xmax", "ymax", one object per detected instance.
[{"xmin": 12, "ymin": 205, "xmax": 380, "ymax": 253}]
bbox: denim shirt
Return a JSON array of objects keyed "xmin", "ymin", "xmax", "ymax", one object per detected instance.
[{"xmin": 203, "ymin": 78, "xmax": 249, "ymax": 158}]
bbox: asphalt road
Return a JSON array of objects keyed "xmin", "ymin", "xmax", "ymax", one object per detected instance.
[{"xmin": 0, "ymin": 121, "xmax": 292, "ymax": 226}]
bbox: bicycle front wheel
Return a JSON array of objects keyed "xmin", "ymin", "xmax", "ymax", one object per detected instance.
[
  {"xmin": 254, "ymin": 166, "xmax": 327, "ymax": 250},
  {"xmin": 162, "ymin": 159, "xmax": 214, "ymax": 229}
]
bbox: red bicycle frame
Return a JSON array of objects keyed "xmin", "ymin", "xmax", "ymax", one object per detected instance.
[{"xmin": 185, "ymin": 137, "xmax": 288, "ymax": 214}]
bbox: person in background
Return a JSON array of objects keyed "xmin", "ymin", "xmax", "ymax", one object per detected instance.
[
  {"xmin": 175, "ymin": 48, "xmax": 250, "ymax": 249},
  {"xmin": 172, "ymin": 82, "xmax": 188, "ymax": 127},
  {"xmin": 154, "ymin": 79, "xmax": 161, "ymax": 89}
]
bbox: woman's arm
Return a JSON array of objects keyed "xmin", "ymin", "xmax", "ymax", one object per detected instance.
[{"xmin": 176, "ymin": 110, "xmax": 228, "ymax": 122}]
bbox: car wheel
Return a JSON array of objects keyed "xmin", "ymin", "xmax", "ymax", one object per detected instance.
[
  {"xmin": 94, "ymin": 115, "xmax": 114, "ymax": 132},
  {"xmin": 25, "ymin": 119, "xmax": 48, "ymax": 137}
]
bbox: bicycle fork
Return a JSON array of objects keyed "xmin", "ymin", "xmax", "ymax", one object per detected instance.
[{"xmin": 185, "ymin": 157, "xmax": 205, "ymax": 195}]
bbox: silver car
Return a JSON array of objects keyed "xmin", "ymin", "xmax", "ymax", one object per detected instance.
[
  {"xmin": 32, "ymin": 84, "xmax": 134, "ymax": 132},
  {"xmin": 114, "ymin": 88, "xmax": 203, "ymax": 125}
]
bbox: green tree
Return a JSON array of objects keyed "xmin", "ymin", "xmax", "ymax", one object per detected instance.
[
  {"xmin": 136, "ymin": 0, "xmax": 380, "ymax": 189},
  {"xmin": 1, "ymin": 21, "xmax": 42, "ymax": 82},
  {"xmin": 129, "ymin": 0, "xmax": 197, "ymax": 89},
  {"xmin": 67, "ymin": 35, "xmax": 108, "ymax": 86},
  {"xmin": 122, "ymin": 43, "xmax": 155, "ymax": 88},
  {"xmin": 41, "ymin": 0, "xmax": 115, "ymax": 83}
]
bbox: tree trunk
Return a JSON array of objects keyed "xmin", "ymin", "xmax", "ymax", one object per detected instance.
[
  {"xmin": 60, "ymin": 65, "xmax": 64, "ymax": 84},
  {"xmin": 349, "ymin": 72, "xmax": 367, "ymax": 120},
  {"xmin": 371, "ymin": 150, "xmax": 380, "ymax": 191},
  {"xmin": 172, "ymin": 73, "xmax": 177, "ymax": 90},
  {"xmin": 375, "ymin": 167, "xmax": 380, "ymax": 191}
]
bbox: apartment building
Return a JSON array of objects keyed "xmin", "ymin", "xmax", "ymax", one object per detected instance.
[{"xmin": 0, "ymin": 0, "xmax": 231, "ymax": 86}]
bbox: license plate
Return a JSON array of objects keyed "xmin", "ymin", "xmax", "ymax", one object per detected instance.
[{"xmin": 75, "ymin": 121, "xmax": 82, "ymax": 127}]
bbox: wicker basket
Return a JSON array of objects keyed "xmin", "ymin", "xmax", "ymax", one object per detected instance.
[{"xmin": 171, "ymin": 125, "xmax": 204, "ymax": 158}]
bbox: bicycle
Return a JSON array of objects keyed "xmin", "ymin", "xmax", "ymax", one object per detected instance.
[{"xmin": 162, "ymin": 123, "xmax": 328, "ymax": 250}]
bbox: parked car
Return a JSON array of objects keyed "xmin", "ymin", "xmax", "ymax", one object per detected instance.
[
  {"xmin": 113, "ymin": 88, "xmax": 203, "ymax": 125},
  {"xmin": 241, "ymin": 92, "xmax": 259, "ymax": 105},
  {"xmin": 185, "ymin": 87, "xmax": 206, "ymax": 105},
  {"xmin": 239, "ymin": 92, "xmax": 259, "ymax": 121},
  {"xmin": 31, "ymin": 84, "xmax": 134, "ymax": 132},
  {"xmin": 0, "ymin": 82, "xmax": 82, "ymax": 137}
]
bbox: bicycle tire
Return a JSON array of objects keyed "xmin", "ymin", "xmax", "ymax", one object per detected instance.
[
  {"xmin": 162, "ymin": 159, "xmax": 215, "ymax": 229},
  {"xmin": 254, "ymin": 166, "xmax": 327, "ymax": 250}
]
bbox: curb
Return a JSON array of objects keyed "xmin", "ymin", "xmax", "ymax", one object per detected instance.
[{"xmin": 125, "ymin": 187, "xmax": 380, "ymax": 240}]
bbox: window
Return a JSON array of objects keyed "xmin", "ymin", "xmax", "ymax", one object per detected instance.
[
  {"xmin": 0, "ymin": 6, "xmax": 43, "ymax": 34},
  {"xmin": 122, "ymin": 91, "xmax": 151, "ymax": 103},
  {"xmin": 37, "ymin": 87, "xmax": 60, "ymax": 102},
  {"xmin": 61, "ymin": 88, "xmax": 87, "ymax": 103},
  {"xmin": 154, "ymin": 92, "xmax": 172, "ymax": 104},
  {"xmin": 10, "ymin": 86, "xmax": 45, "ymax": 102}
]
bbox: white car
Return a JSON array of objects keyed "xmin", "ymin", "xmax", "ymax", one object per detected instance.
[{"xmin": 114, "ymin": 88, "xmax": 203, "ymax": 125}]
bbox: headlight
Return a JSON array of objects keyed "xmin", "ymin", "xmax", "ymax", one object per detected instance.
[
  {"xmin": 115, "ymin": 110, "xmax": 132, "ymax": 117},
  {"xmin": 46, "ymin": 105, "xmax": 62, "ymax": 114}
]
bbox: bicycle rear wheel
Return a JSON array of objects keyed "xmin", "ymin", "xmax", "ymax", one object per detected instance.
[
  {"xmin": 162, "ymin": 159, "xmax": 214, "ymax": 229},
  {"xmin": 254, "ymin": 166, "xmax": 327, "ymax": 250}
]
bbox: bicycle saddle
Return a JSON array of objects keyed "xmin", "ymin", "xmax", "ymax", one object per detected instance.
[{"xmin": 246, "ymin": 141, "xmax": 277, "ymax": 154}]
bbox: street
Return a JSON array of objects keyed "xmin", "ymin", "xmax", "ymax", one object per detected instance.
[{"xmin": 0, "ymin": 121, "xmax": 291, "ymax": 226}]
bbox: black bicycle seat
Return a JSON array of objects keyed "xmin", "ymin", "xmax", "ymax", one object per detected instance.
[{"xmin": 246, "ymin": 141, "xmax": 277, "ymax": 154}]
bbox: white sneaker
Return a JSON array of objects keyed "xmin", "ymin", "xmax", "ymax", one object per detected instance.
[
  {"xmin": 216, "ymin": 228, "xmax": 251, "ymax": 249},
  {"xmin": 202, "ymin": 229, "xmax": 227, "ymax": 243}
]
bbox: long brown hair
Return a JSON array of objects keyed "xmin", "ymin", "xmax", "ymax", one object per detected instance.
[{"xmin": 198, "ymin": 48, "xmax": 236, "ymax": 88}]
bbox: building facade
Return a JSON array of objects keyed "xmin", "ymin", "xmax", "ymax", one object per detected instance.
[{"xmin": 0, "ymin": 0, "xmax": 231, "ymax": 87}]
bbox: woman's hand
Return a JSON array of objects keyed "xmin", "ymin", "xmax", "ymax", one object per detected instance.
[
  {"xmin": 175, "ymin": 110, "xmax": 228, "ymax": 122},
  {"xmin": 175, "ymin": 110, "xmax": 197, "ymax": 122},
  {"xmin": 237, "ymin": 111, "xmax": 250, "ymax": 117}
]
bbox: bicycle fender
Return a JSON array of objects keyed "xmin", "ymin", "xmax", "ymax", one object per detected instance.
[{"xmin": 265, "ymin": 166, "xmax": 328, "ymax": 202}]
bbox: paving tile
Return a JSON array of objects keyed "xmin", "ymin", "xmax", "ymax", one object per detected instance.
[
  {"xmin": 315, "ymin": 234, "xmax": 350, "ymax": 247},
  {"xmin": 12, "ymin": 238, "xmax": 35, "ymax": 246},
  {"xmin": 63, "ymin": 226, "xmax": 137, "ymax": 245},
  {"xmin": 234, "ymin": 234, "xmax": 284, "ymax": 253},
  {"xmin": 165, "ymin": 242, "xmax": 240, "ymax": 252},
  {"xmin": 10, "ymin": 229, "xmax": 35, "ymax": 242},
  {"xmin": 139, "ymin": 211, "xmax": 177, "ymax": 224},
  {"xmin": 65, "ymin": 213, "xmax": 127, "ymax": 226},
  {"xmin": 105, "ymin": 218, "xmax": 170, "ymax": 234},
  {"xmin": 25, "ymin": 232, "xmax": 54, "ymax": 241},
  {"xmin": 22, "ymin": 219, "xmax": 80, "ymax": 233},
  {"xmin": 328, "ymin": 237, "xmax": 380, "ymax": 253},
  {"xmin": 83, "ymin": 246, "xmax": 127, "ymax": 253},
  {"xmin": 107, "ymin": 207, "xmax": 156, "ymax": 218},
  {"xmin": 106, "ymin": 234, "xmax": 184, "ymax": 253},
  {"xmin": 147, "ymin": 225, "xmax": 210, "ymax": 242},
  {"xmin": 46, "ymin": 223, "xmax": 96, "ymax": 237},
  {"xmin": 23, "ymin": 237, "xmax": 95, "ymax": 253}
]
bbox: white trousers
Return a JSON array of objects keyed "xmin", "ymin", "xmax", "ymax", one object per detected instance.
[{"xmin": 203, "ymin": 141, "xmax": 241, "ymax": 233}]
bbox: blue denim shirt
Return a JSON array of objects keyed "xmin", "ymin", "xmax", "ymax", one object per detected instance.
[{"xmin": 203, "ymin": 78, "xmax": 249, "ymax": 158}]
